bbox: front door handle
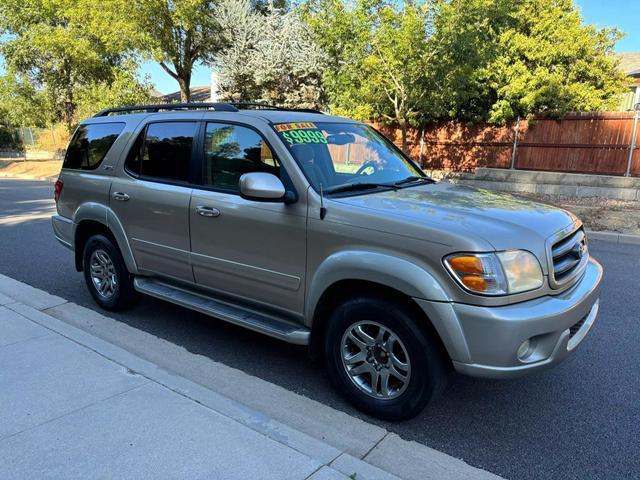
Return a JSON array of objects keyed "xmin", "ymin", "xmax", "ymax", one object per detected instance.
[
  {"xmin": 112, "ymin": 192, "xmax": 130, "ymax": 201},
  {"xmin": 195, "ymin": 206, "xmax": 220, "ymax": 217}
]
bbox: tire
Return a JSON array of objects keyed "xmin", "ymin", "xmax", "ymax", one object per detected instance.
[
  {"xmin": 324, "ymin": 296, "xmax": 447, "ymax": 420},
  {"xmin": 82, "ymin": 234, "xmax": 138, "ymax": 311}
]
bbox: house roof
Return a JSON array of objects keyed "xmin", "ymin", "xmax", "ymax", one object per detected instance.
[
  {"xmin": 619, "ymin": 52, "xmax": 640, "ymax": 77},
  {"xmin": 157, "ymin": 86, "xmax": 211, "ymax": 102}
]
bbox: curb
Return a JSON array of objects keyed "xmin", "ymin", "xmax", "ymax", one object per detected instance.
[
  {"xmin": 586, "ymin": 230, "xmax": 640, "ymax": 246},
  {"xmin": 0, "ymin": 273, "xmax": 503, "ymax": 480}
]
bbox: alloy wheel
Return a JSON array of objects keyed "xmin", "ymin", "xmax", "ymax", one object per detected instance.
[
  {"xmin": 89, "ymin": 249, "xmax": 118, "ymax": 299},
  {"xmin": 340, "ymin": 321, "xmax": 411, "ymax": 399}
]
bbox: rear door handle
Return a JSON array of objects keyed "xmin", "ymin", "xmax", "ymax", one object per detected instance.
[
  {"xmin": 195, "ymin": 206, "xmax": 220, "ymax": 217},
  {"xmin": 112, "ymin": 192, "xmax": 130, "ymax": 201}
]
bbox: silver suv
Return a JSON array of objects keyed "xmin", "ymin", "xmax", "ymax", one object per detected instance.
[{"xmin": 52, "ymin": 102, "xmax": 602, "ymax": 420}]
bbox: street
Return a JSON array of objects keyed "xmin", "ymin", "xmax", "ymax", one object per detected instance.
[{"xmin": 1, "ymin": 178, "xmax": 638, "ymax": 480}]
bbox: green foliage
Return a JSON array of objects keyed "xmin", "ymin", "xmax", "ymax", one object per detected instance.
[
  {"xmin": 0, "ymin": 0, "xmax": 630, "ymax": 134},
  {"xmin": 483, "ymin": 0, "xmax": 628, "ymax": 123},
  {"xmin": 304, "ymin": 0, "xmax": 628, "ymax": 130},
  {"xmin": 0, "ymin": 0, "xmax": 135, "ymax": 127},
  {"xmin": 129, "ymin": 0, "xmax": 225, "ymax": 101},
  {"xmin": 304, "ymin": 0, "xmax": 437, "ymax": 150},
  {"xmin": 75, "ymin": 61, "xmax": 154, "ymax": 119},
  {"xmin": 0, "ymin": 72, "xmax": 54, "ymax": 128}
]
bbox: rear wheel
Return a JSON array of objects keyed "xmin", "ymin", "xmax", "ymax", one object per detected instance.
[
  {"xmin": 83, "ymin": 234, "xmax": 137, "ymax": 311},
  {"xmin": 324, "ymin": 296, "xmax": 447, "ymax": 420}
]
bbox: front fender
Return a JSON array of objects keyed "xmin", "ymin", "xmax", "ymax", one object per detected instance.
[
  {"xmin": 72, "ymin": 202, "xmax": 139, "ymax": 274},
  {"xmin": 305, "ymin": 250, "xmax": 449, "ymax": 325}
]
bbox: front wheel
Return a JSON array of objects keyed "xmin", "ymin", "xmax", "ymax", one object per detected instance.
[
  {"xmin": 83, "ymin": 234, "xmax": 137, "ymax": 311},
  {"xmin": 324, "ymin": 296, "xmax": 447, "ymax": 420}
]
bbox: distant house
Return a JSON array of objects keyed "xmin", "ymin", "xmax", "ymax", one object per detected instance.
[
  {"xmin": 619, "ymin": 52, "xmax": 640, "ymax": 111},
  {"xmin": 152, "ymin": 86, "xmax": 212, "ymax": 103}
]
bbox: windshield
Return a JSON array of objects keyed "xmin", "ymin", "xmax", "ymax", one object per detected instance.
[{"xmin": 274, "ymin": 122, "xmax": 425, "ymax": 194}]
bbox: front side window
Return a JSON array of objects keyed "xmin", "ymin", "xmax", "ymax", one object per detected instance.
[
  {"xmin": 126, "ymin": 122, "xmax": 197, "ymax": 182},
  {"xmin": 203, "ymin": 122, "xmax": 280, "ymax": 192},
  {"xmin": 63, "ymin": 122, "xmax": 125, "ymax": 170},
  {"xmin": 274, "ymin": 122, "xmax": 424, "ymax": 194}
]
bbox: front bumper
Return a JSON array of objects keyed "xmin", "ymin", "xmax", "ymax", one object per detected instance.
[{"xmin": 416, "ymin": 257, "xmax": 602, "ymax": 379}]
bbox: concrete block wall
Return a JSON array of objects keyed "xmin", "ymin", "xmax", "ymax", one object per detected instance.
[{"xmin": 448, "ymin": 168, "xmax": 640, "ymax": 201}]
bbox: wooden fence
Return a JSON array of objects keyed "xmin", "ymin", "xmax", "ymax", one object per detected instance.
[{"xmin": 379, "ymin": 112, "xmax": 640, "ymax": 177}]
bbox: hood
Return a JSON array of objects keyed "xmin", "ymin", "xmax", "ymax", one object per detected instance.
[{"xmin": 331, "ymin": 182, "xmax": 578, "ymax": 252}]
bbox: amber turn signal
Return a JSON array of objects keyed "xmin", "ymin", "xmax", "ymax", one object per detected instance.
[
  {"xmin": 461, "ymin": 275, "xmax": 487, "ymax": 291},
  {"xmin": 448, "ymin": 256, "xmax": 484, "ymax": 275}
]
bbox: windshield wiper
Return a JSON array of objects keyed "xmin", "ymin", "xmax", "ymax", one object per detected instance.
[
  {"xmin": 393, "ymin": 175, "xmax": 436, "ymax": 187},
  {"xmin": 324, "ymin": 182, "xmax": 399, "ymax": 195}
]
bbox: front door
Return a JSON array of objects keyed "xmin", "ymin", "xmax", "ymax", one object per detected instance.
[
  {"xmin": 189, "ymin": 122, "xmax": 307, "ymax": 316},
  {"xmin": 111, "ymin": 120, "xmax": 198, "ymax": 283}
]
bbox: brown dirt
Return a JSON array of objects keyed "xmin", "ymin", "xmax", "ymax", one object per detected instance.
[{"xmin": 0, "ymin": 160, "xmax": 62, "ymax": 180}]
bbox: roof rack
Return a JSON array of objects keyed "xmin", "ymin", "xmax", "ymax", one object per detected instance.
[
  {"xmin": 93, "ymin": 101, "xmax": 324, "ymax": 117},
  {"xmin": 230, "ymin": 102, "xmax": 324, "ymax": 114},
  {"xmin": 93, "ymin": 102, "xmax": 238, "ymax": 117}
]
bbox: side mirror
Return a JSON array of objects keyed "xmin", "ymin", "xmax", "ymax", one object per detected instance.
[{"xmin": 239, "ymin": 172, "xmax": 286, "ymax": 202}]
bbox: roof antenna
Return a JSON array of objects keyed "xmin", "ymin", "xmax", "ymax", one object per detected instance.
[{"xmin": 319, "ymin": 184, "xmax": 327, "ymax": 220}]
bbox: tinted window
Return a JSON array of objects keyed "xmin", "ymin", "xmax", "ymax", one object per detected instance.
[
  {"xmin": 127, "ymin": 122, "xmax": 197, "ymax": 182},
  {"xmin": 204, "ymin": 123, "xmax": 279, "ymax": 192},
  {"xmin": 63, "ymin": 122, "xmax": 125, "ymax": 170}
]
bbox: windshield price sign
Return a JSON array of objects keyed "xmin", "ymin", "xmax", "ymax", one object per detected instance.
[{"xmin": 275, "ymin": 122, "xmax": 328, "ymax": 145}]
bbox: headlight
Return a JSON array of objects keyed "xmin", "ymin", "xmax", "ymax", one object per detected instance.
[{"xmin": 444, "ymin": 250, "xmax": 543, "ymax": 296}]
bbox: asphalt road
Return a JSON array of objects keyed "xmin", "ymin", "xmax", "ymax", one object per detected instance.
[{"xmin": 1, "ymin": 178, "xmax": 638, "ymax": 480}]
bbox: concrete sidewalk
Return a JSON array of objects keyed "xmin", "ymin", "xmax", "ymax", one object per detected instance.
[{"xmin": 0, "ymin": 274, "xmax": 503, "ymax": 480}]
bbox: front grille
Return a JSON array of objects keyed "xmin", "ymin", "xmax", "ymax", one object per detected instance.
[
  {"xmin": 550, "ymin": 227, "xmax": 588, "ymax": 287},
  {"xmin": 569, "ymin": 314, "xmax": 587, "ymax": 338}
]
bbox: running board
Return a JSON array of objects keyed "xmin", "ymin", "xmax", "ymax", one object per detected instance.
[{"xmin": 133, "ymin": 277, "xmax": 310, "ymax": 345}]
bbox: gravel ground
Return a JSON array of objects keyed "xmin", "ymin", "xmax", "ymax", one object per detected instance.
[{"xmin": 516, "ymin": 193, "xmax": 640, "ymax": 236}]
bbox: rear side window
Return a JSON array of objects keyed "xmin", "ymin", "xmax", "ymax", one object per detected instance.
[
  {"xmin": 63, "ymin": 122, "xmax": 125, "ymax": 170},
  {"xmin": 126, "ymin": 122, "xmax": 197, "ymax": 182}
]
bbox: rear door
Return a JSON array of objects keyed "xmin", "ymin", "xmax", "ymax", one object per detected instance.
[
  {"xmin": 110, "ymin": 119, "xmax": 199, "ymax": 283},
  {"xmin": 189, "ymin": 121, "xmax": 307, "ymax": 316}
]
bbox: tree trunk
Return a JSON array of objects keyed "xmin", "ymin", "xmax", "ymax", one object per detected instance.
[
  {"xmin": 398, "ymin": 117, "xmax": 408, "ymax": 153},
  {"xmin": 63, "ymin": 87, "xmax": 75, "ymax": 132},
  {"xmin": 178, "ymin": 75, "xmax": 191, "ymax": 103}
]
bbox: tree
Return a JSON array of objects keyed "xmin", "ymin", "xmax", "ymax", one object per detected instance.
[
  {"xmin": 304, "ymin": 0, "xmax": 436, "ymax": 151},
  {"xmin": 429, "ymin": 0, "xmax": 628, "ymax": 124},
  {"xmin": 305, "ymin": 0, "xmax": 627, "ymax": 135},
  {"xmin": 0, "ymin": 0, "xmax": 132, "ymax": 129},
  {"xmin": 363, "ymin": 2, "xmax": 436, "ymax": 150},
  {"xmin": 0, "ymin": 71, "xmax": 54, "ymax": 128},
  {"xmin": 75, "ymin": 61, "xmax": 154, "ymax": 119},
  {"xmin": 130, "ymin": 0, "xmax": 224, "ymax": 102},
  {"xmin": 215, "ymin": 0, "xmax": 326, "ymax": 108},
  {"xmin": 483, "ymin": 0, "xmax": 628, "ymax": 122}
]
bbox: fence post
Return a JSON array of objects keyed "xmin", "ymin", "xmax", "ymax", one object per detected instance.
[
  {"xmin": 625, "ymin": 105, "xmax": 639, "ymax": 177},
  {"xmin": 418, "ymin": 128, "xmax": 424, "ymax": 167},
  {"xmin": 510, "ymin": 116, "xmax": 520, "ymax": 170}
]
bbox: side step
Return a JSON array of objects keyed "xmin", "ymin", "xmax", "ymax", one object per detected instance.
[{"xmin": 134, "ymin": 277, "xmax": 310, "ymax": 345}]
